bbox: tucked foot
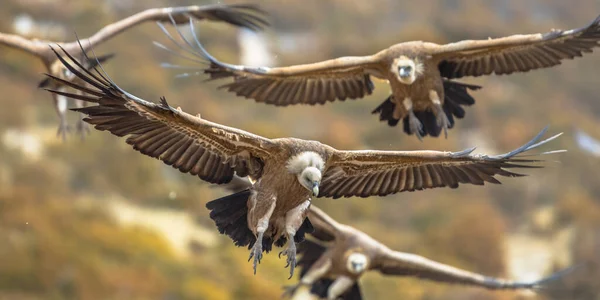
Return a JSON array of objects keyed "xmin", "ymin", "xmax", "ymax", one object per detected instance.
[
  {"xmin": 56, "ymin": 120, "xmax": 71, "ymax": 142},
  {"xmin": 279, "ymin": 242, "xmax": 297, "ymax": 279},
  {"xmin": 75, "ymin": 119, "xmax": 90, "ymax": 140},
  {"xmin": 434, "ymin": 104, "xmax": 450, "ymax": 139},
  {"xmin": 407, "ymin": 110, "xmax": 424, "ymax": 141},
  {"xmin": 248, "ymin": 240, "xmax": 263, "ymax": 275}
]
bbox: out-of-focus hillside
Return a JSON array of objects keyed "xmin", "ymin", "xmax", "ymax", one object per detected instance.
[{"xmin": 1, "ymin": 0, "xmax": 599, "ymax": 299}]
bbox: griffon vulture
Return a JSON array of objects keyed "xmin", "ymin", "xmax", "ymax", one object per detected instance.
[
  {"xmin": 158, "ymin": 14, "xmax": 600, "ymax": 140},
  {"xmin": 43, "ymin": 46, "xmax": 563, "ymax": 277},
  {"xmin": 0, "ymin": 3, "xmax": 268, "ymax": 140},
  {"xmin": 287, "ymin": 206, "xmax": 576, "ymax": 300}
]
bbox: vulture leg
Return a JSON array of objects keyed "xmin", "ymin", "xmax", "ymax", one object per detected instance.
[
  {"xmin": 401, "ymin": 97, "xmax": 424, "ymax": 141},
  {"xmin": 52, "ymin": 89, "xmax": 70, "ymax": 141},
  {"xmin": 74, "ymin": 90, "xmax": 90, "ymax": 140},
  {"xmin": 328, "ymin": 276, "xmax": 355, "ymax": 300},
  {"xmin": 280, "ymin": 200, "xmax": 310, "ymax": 279},
  {"xmin": 279, "ymin": 234, "xmax": 297, "ymax": 279},
  {"xmin": 248, "ymin": 231, "xmax": 264, "ymax": 275},
  {"xmin": 248, "ymin": 199, "xmax": 276, "ymax": 275},
  {"xmin": 429, "ymin": 90, "xmax": 449, "ymax": 139}
]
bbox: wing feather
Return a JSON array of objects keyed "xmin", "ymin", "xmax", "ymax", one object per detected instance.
[
  {"xmin": 62, "ymin": 4, "xmax": 268, "ymax": 54},
  {"xmin": 156, "ymin": 19, "xmax": 381, "ymax": 106},
  {"xmin": 44, "ymin": 45, "xmax": 276, "ymax": 185},
  {"xmin": 433, "ymin": 15, "xmax": 600, "ymax": 78},
  {"xmin": 319, "ymin": 127, "xmax": 564, "ymax": 199},
  {"xmin": 374, "ymin": 248, "xmax": 575, "ymax": 290}
]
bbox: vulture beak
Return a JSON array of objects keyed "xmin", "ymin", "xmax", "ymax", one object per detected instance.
[
  {"xmin": 312, "ymin": 182, "xmax": 319, "ymax": 197},
  {"xmin": 399, "ymin": 66, "xmax": 411, "ymax": 78}
]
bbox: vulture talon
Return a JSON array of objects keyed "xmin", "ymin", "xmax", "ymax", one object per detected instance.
[
  {"xmin": 279, "ymin": 242, "xmax": 298, "ymax": 279},
  {"xmin": 249, "ymin": 232, "xmax": 264, "ymax": 275},
  {"xmin": 56, "ymin": 120, "xmax": 71, "ymax": 142},
  {"xmin": 407, "ymin": 110, "xmax": 424, "ymax": 141}
]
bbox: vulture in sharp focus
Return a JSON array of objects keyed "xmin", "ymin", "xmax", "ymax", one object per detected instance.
[
  {"xmin": 44, "ymin": 45, "xmax": 563, "ymax": 277},
  {"xmin": 0, "ymin": 3, "xmax": 268, "ymax": 140},
  {"xmin": 158, "ymin": 14, "xmax": 600, "ymax": 140}
]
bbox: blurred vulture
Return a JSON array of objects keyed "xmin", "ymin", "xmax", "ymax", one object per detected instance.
[
  {"xmin": 0, "ymin": 4, "xmax": 268, "ymax": 140},
  {"xmin": 288, "ymin": 206, "xmax": 577, "ymax": 300},
  {"xmin": 44, "ymin": 46, "xmax": 562, "ymax": 277},
  {"xmin": 160, "ymin": 14, "xmax": 600, "ymax": 140}
]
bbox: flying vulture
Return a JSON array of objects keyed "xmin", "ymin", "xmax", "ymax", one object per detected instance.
[
  {"xmin": 0, "ymin": 3, "xmax": 268, "ymax": 140},
  {"xmin": 159, "ymin": 14, "xmax": 600, "ymax": 140},
  {"xmin": 287, "ymin": 206, "xmax": 577, "ymax": 300},
  {"xmin": 43, "ymin": 46, "xmax": 563, "ymax": 277}
]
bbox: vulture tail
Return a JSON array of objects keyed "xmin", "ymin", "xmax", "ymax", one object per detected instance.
[
  {"xmin": 371, "ymin": 80, "xmax": 481, "ymax": 138},
  {"xmin": 206, "ymin": 189, "xmax": 255, "ymax": 249},
  {"xmin": 205, "ymin": 189, "xmax": 313, "ymax": 253},
  {"xmin": 298, "ymin": 240, "xmax": 363, "ymax": 300}
]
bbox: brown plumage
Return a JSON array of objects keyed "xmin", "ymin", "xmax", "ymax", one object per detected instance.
[
  {"xmin": 160, "ymin": 14, "xmax": 600, "ymax": 140},
  {"xmin": 0, "ymin": 3, "xmax": 268, "ymax": 140},
  {"xmin": 285, "ymin": 206, "xmax": 579, "ymax": 300},
  {"xmin": 44, "ymin": 46, "xmax": 563, "ymax": 277}
]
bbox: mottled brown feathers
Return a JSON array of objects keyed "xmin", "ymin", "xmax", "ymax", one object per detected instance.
[
  {"xmin": 44, "ymin": 45, "xmax": 268, "ymax": 184},
  {"xmin": 437, "ymin": 15, "xmax": 600, "ymax": 78}
]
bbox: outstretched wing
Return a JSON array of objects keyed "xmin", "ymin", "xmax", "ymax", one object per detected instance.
[
  {"xmin": 44, "ymin": 45, "xmax": 277, "ymax": 184},
  {"xmin": 0, "ymin": 32, "xmax": 46, "ymax": 57},
  {"xmin": 307, "ymin": 206, "xmax": 344, "ymax": 242},
  {"xmin": 319, "ymin": 127, "xmax": 564, "ymax": 199},
  {"xmin": 375, "ymin": 248, "xmax": 578, "ymax": 290},
  {"xmin": 156, "ymin": 19, "xmax": 382, "ymax": 106},
  {"xmin": 62, "ymin": 4, "xmax": 268, "ymax": 54},
  {"xmin": 431, "ymin": 15, "xmax": 600, "ymax": 78}
]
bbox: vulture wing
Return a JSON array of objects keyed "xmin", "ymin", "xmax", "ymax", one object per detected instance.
[
  {"xmin": 44, "ymin": 45, "xmax": 276, "ymax": 184},
  {"xmin": 319, "ymin": 127, "xmax": 564, "ymax": 199},
  {"xmin": 62, "ymin": 4, "xmax": 268, "ymax": 54},
  {"xmin": 375, "ymin": 248, "xmax": 578, "ymax": 290},
  {"xmin": 157, "ymin": 19, "xmax": 382, "ymax": 106},
  {"xmin": 432, "ymin": 14, "xmax": 600, "ymax": 78}
]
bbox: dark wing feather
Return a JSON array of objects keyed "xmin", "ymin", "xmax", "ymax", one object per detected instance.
[
  {"xmin": 319, "ymin": 127, "xmax": 564, "ymax": 199},
  {"xmin": 44, "ymin": 45, "xmax": 276, "ymax": 184},
  {"xmin": 434, "ymin": 14, "xmax": 600, "ymax": 78},
  {"xmin": 156, "ymin": 19, "xmax": 381, "ymax": 106},
  {"xmin": 38, "ymin": 53, "xmax": 115, "ymax": 89},
  {"xmin": 375, "ymin": 248, "xmax": 578, "ymax": 291},
  {"xmin": 62, "ymin": 4, "xmax": 268, "ymax": 54}
]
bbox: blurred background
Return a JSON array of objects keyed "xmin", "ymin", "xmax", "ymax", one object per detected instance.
[{"xmin": 1, "ymin": 0, "xmax": 600, "ymax": 299}]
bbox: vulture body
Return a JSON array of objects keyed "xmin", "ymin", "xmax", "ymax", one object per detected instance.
[
  {"xmin": 290, "ymin": 206, "xmax": 577, "ymax": 300},
  {"xmin": 0, "ymin": 3, "xmax": 268, "ymax": 140},
  {"xmin": 160, "ymin": 14, "xmax": 600, "ymax": 140},
  {"xmin": 44, "ymin": 46, "xmax": 563, "ymax": 277}
]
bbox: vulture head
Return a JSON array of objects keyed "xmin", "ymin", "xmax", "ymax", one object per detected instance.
[
  {"xmin": 393, "ymin": 56, "xmax": 422, "ymax": 85},
  {"xmin": 346, "ymin": 252, "xmax": 369, "ymax": 274},
  {"xmin": 287, "ymin": 151, "xmax": 325, "ymax": 196}
]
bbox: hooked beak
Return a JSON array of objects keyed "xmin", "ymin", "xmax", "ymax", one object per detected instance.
[
  {"xmin": 399, "ymin": 67, "xmax": 411, "ymax": 78},
  {"xmin": 312, "ymin": 182, "xmax": 319, "ymax": 196}
]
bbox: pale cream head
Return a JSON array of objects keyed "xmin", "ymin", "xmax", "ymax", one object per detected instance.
[
  {"xmin": 346, "ymin": 252, "xmax": 369, "ymax": 274},
  {"xmin": 287, "ymin": 151, "xmax": 325, "ymax": 196},
  {"xmin": 393, "ymin": 56, "xmax": 423, "ymax": 85}
]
